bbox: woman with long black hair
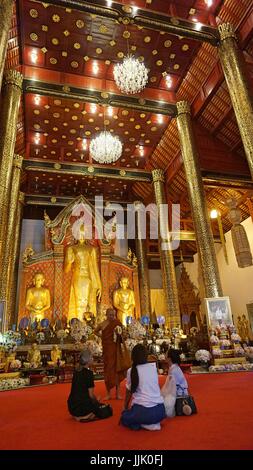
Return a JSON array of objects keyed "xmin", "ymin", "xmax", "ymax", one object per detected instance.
[{"xmin": 120, "ymin": 344, "xmax": 165, "ymax": 430}]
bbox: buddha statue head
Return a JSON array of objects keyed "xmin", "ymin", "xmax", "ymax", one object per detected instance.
[
  {"xmin": 120, "ymin": 277, "xmax": 130, "ymax": 290},
  {"xmin": 33, "ymin": 273, "xmax": 45, "ymax": 288}
]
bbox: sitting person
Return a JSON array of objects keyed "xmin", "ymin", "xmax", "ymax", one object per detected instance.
[
  {"xmin": 67, "ymin": 349, "xmax": 102, "ymax": 422},
  {"xmin": 120, "ymin": 344, "xmax": 165, "ymax": 431},
  {"xmin": 161, "ymin": 349, "xmax": 189, "ymax": 418}
]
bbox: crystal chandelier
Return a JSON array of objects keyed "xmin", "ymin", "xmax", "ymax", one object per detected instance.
[
  {"xmin": 113, "ymin": 54, "xmax": 149, "ymax": 94},
  {"xmin": 90, "ymin": 131, "xmax": 122, "ymax": 164}
]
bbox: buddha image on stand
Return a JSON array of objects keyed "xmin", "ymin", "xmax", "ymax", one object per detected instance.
[
  {"xmin": 64, "ymin": 223, "xmax": 102, "ymax": 321},
  {"xmin": 25, "ymin": 273, "xmax": 51, "ymax": 322},
  {"xmin": 113, "ymin": 277, "xmax": 135, "ymax": 326}
]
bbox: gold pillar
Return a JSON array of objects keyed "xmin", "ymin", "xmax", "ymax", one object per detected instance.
[
  {"xmin": 218, "ymin": 23, "xmax": 253, "ymax": 180},
  {"xmin": 152, "ymin": 169, "xmax": 181, "ymax": 328},
  {"xmin": 0, "ymin": 1, "xmax": 14, "ymax": 90},
  {"xmin": 8, "ymin": 192, "xmax": 25, "ymax": 329},
  {"xmin": 134, "ymin": 201, "xmax": 152, "ymax": 318},
  {"xmin": 176, "ymin": 101, "xmax": 223, "ymax": 298},
  {"xmin": 0, "ymin": 155, "xmax": 23, "ymax": 301},
  {"xmin": 0, "ymin": 70, "xmax": 23, "ymax": 267}
]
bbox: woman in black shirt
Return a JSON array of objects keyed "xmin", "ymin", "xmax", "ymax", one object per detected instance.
[{"xmin": 67, "ymin": 349, "xmax": 101, "ymax": 422}]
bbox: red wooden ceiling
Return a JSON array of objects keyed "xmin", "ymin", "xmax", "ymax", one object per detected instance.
[{"xmin": 4, "ymin": 0, "xmax": 253, "ymax": 230}]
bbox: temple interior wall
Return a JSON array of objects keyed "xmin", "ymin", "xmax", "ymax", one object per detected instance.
[{"xmin": 185, "ymin": 217, "xmax": 253, "ymax": 329}]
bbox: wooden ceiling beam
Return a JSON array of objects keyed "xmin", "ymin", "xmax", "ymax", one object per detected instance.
[
  {"xmin": 41, "ymin": 0, "xmax": 219, "ymax": 45},
  {"xmin": 23, "ymin": 77, "xmax": 177, "ymax": 117}
]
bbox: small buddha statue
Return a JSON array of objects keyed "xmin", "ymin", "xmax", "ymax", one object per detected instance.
[
  {"xmin": 241, "ymin": 314, "xmax": 250, "ymax": 342},
  {"xmin": 26, "ymin": 343, "xmax": 41, "ymax": 368},
  {"xmin": 113, "ymin": 277, "xmax": 135, "ymax": 326},
  {"xmin": 48, "ymin": 345, "xmax": 65, "ymax": 366},
  {"xmin": 25, "ymin": 273, "xmax": 51, "ymax": 322},
  {"xmin": 4, "ymin": 351, "xmax": 17, "ymax": 373}
]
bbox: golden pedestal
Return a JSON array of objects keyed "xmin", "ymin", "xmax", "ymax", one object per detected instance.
[{"xmin": 214, "ymin": 357, "xmax": 246, "ymax": 365}]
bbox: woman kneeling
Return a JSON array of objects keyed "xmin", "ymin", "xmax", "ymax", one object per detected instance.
[
  {"xmin": 67, "ymin": 349, "xmax": 101, "ymax": 422},
  {"xmin": 120, "ymin": 344, "xmax": 165, "ymax": 431}
]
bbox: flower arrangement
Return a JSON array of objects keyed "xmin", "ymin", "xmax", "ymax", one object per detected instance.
[
  {"xmin": 128, "ymin": 320, "xmax": 146, "ymax": 339},
  {"xmin": 210, "ymin": 334, "xmax": 220, "ymax": 345},
  {"xmin": 231, "ymin": 333, "xmax": 241, "ymax": 343},
  {"xmin": 125, "ymin": 338, "xmax": 138, "ymax": 352},
  {"xmin": 195, "ymin": 349, "xmax": 211, "ymax": 363},
  {"xmin": 36, "ymin": 332, "xmax": 45, "ymax": 344},
  {"xmin": 155, "ymin": 328, "xmax": 164, "ymax": 339},
  {"xmin": 244, "ymin": 346, "xmax": 253, "ymax": 359},
  {"xmin": 113, "ymin": 325, "xmax": 123, "ymax": 343},
  {"xmin": 85, "ymin": 340, "xmax": 102, "ymax": 357},
  {"xmin": 220, "ymin": 339, "xmax": 231, "ymax": 349},
  {"xmin": 209, "ymin": 363, "xmax": 253, "ymax": 373},
  {"xmin": 56, "ymin": 329, "xmax": 67, "ymax": 342},
  {"xmin": 212, "ymin": 348, "xmax": 222, "ymax": 357},
  {"xmin": 9, "ymin": 359, "xmax": 22, "ymax": 370},
  {"xmin": 0, "ymin": 377, "xmax": 29, "ymax": 391},
  {"xmin": 234, "ymin": 347, "xmax": 245, "ymax": 357}
]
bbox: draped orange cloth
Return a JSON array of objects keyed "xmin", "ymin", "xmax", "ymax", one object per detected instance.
[{"xmin": 102, "ymin": 319, "xmax": 127, "ymax": 390}]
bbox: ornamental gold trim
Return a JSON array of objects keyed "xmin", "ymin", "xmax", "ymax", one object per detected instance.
[
  {"xmin": 13, "ymin": 154, "xmax": 23, "ymax": 169},
  {"xmin": 152, "ymin": 169, "xmax": 165, "ymax": 183},
  {"xmin": 19, "ymin": 192, "xmax": 25, "ymax": 204},
  {"xmin": 176, "ymin": 100, "xmax": 191, "ymax": 115},
  {"xmin": 218, "ymin": 23, "xmax": 237, "ymax": 42},
  {"xmin": 4, "ymin": 70, "xmax": 23, "ymax": 89}
]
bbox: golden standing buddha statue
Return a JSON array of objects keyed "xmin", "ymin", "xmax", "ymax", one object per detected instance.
[
  {"xmin": 64, "ymin": 224, "xmax": 102, "ymax": 321},
  {"xmin": 113, "ymin": 277, "xmax": 135, "ymax": 326},
  {"xmin": 25, "ymin": 273, "xmax": 51, "ymax": 322},
  {"xmin": 48, "ymin": 345, "xmax": 65, "ymax": 366}
]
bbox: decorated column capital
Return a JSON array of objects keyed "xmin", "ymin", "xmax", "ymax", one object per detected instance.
[
  {"xmin": 4, "ymin": 69, "xmax": 23, "ymax": 90},
  {"xmin": 13, "ymin": 154, "xmax": 23, "ymax": 169},
  {"xmin": 218, "ymin": 23, "xmax": 237, "ymax": 42},
  {"xmin": 176, "ymin": 101, "xmax": 191, "ymax": 116},
  {"xmin": 152, "ymin": 169, "xmax": 165, "ymax": 183}
]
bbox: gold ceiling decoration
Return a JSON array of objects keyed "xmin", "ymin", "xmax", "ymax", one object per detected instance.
[
  {"xmin": 52, "ymin": 38, "xmax": 59, "ymax": 45},
  {"xmin": 144, "ymin": 36, "xmax": 151, "ymax": 43},
  {"xmin": 30, "ymin": 33, "xmax": 38, "ymax": 41},
  {"xmin": 123, "ymin": 31, "xmax": 131, "ymax": 39},
  {"xmin": 42, "ymin": 25, "xmax": 48, "ymax": 31},
  {"xmin": 164, "ymin": 40, "xmax": 172, "ymax": 48},
  {"xmin": 74, "ymin": 43, "xmax": 81, "ymax": 49},
  {"xmin": 52, "ymin": 14, "xmax": 60, "ymax": 23},
  {"xmin": 50, "ymin": 57, "xmax": 57, "ymax": 64},
  {"xmin": 71, "ymin": 61, "xmax": 79, "ymax": 68},
  {"xmin": 96, "ymin": 48, "xmax": 103, "ymax": 54},
  {"xmin": 87, "ymin": 35, "xmax": 93, "ymax": 41},
  {"xmin": 76, "ymin": 19, "xmax": 85, "ymax": 28},
  {"xmin": 41, "ymin": 47, "xmax": 47, "ymax": 53},
  {"xmin": 62, "ymin": 51, "xmax": 68, "ymax": 57},
  {"xmin": 99, "ymin": 24, "xmax": 108, "ymax": 33},
  {"xmin": 110, "ymin": 40, "xmax": 116, "ymax": 46},
  {"xmin": 30, "ymin": 9, "xmax": 38, "ymax": 18}
]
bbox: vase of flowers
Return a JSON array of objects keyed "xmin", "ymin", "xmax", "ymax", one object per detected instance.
[{"xmin": 195, "ymin": 349, "xmax": 211, "ymax": 368}]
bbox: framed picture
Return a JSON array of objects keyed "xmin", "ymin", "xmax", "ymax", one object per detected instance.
[{"xmin": 205, "ymin": 297, "xmax": 233, "ymax": 328}]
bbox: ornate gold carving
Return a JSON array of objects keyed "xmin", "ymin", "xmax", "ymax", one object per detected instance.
[
  {"xmin": 30, "ymin": 8, "xmax": 38, "ymax": 18},
  {"xmin": 218, "ymin": 23, "xmax": 237, "ymax": 42},
  {"xmin": 176, "ymin": 100, "xmax": 190, "ymax": 115},
  {"xmin": 152, "ymin": 169, "xmax": 165, "ymax": 183},
  {"xmin": 218, "ymin": 23, "xmax": 253, "ymax": 179},
  {"xmin": 76, "ymin": 19, "xmax": 85, "ymax": 28},
  {"xmin": 176, "ymin": 101, "xmax": 223, "ymax": 297},
  {"xmin": 13, "ymin": 154, "xmax": 23, "ymax": 169},
  {"xmin": 54, "ymin": 163, "xmax": 61, "ymax": 170},
  {"xmin": 51, "ymin": 196, "xmax": 57, "ymax": 203},
  {"xmin": 88, "ymin": 166, "xmax": 95, "ymax": 173},
  {"xmin": 30, "ymin": 32, "xmax": 38, "ymax": 41},
  {"xmin": 19, "ymin": 191, "xmax": 25, "ymax": 204},
  {"xmin": 122, "ymin": 5, "xmax": 132, "ymax": 13},
  {"xmin": 4, "ymin": 70, "xmax": 23, "ymax": 89},
  {"xmin": 119, "ymin": 169, "xmax": 126, "ymax": 176}
]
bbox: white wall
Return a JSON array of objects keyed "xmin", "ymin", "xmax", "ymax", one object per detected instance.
[{"xmin": 185, "ymin": 217, "xmax": 253, "ymax": 325}]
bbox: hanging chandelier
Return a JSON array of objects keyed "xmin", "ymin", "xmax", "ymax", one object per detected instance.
[
  {"xmin": 90, "ymin": 131, "xmax": 123, "ymax": 164},
  {"xmin": 113, "ymin": 54, "xmax": 149, "ymax": 94}
]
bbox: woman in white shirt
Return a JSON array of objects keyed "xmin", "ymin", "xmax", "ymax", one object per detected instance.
[
  {"xmin": 120, "ymin": 344, "xmax": 165, "ymax": 431},
  {"xmin": 161, "ymin": 349, "xmax": 189, "ymax": 417}
]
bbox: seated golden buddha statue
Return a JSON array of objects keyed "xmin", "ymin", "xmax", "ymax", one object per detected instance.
[
  {"xmin": 113, "ymin": 277, "xmax": 135, "ymax": 326},
  {"xmin": 0, "ymin": 346, "xmax": 6, "ymax": 371},
  {"xmin": 25, "ymin": 273, "xmax": 51, "ymax": 322},
  {"xmin": 48, "ymin": 345, "xmax": 65, "ymax": 366},
  {"xmin": 64, "ymin": 223, "xmax": 102, "ymax": 321},
  {"xmin": 25, "ymin": 343, "xmax": 42, "ymax": 368}
]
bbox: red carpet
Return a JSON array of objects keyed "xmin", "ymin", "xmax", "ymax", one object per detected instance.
[{"xmin": 0, "ymin": 372, "xmax": 253, "ymax": 450}]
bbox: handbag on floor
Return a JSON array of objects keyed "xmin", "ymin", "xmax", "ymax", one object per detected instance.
[
  {"xmin": 97, "ymin": 403, "xmax": 113, "ymax": 419},
  {"xmin": 175, "ymin": 385, "xmax": 197, "ymax": 416}
]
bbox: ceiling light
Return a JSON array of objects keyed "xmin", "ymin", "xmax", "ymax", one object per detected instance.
[
  {"xmin": 210, "ymin": 209, "xmax": 218, "ymax": 219},
  {"xmin": 113, "ymin": 55, "xmax": 149, "ymax": 94},
  {"xmin": 107, "ymin": 106, "xmax": 113, "ymax": 116},
  {"xmin": 34, "ymin": 133, "xmax": 40, "ymax": 145},
  {"xmin": 165, "ymin": 74, "xmax": 172, "ymax": 88},
  {"xmin": 92, "ymin": 61, "xmax": 99, "ymax": 74},
  {"xmin": 90, "ymin": 131, "xmax": 122, "ymax": 164},
  {"xmin": 91, "ymin": 104, "xmax": 97, "ymax": 114},
  {"xmin": 31, "ymin": 49, "xmax": 38, "ymax": 64},
  {"xmin": 157, "ymin": 114, "xmax": 163, "ymax": 124},
  {"xmin": 34, "ymin": 95, "xmax": 41, "ymax": 105}
]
